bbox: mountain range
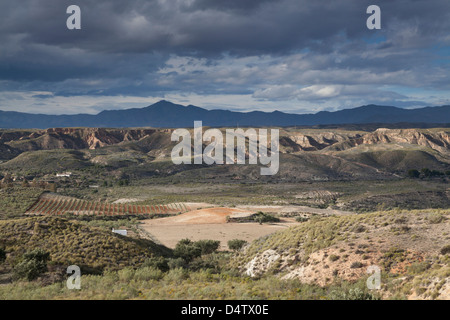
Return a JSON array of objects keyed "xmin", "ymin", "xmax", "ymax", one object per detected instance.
[{"xmin": 0, "ymin": 100, "xmax": 449, "ymax": 129}]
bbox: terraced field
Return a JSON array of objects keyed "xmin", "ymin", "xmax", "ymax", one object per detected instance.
[{"xmin": 26, "ymin": 193, "xmax": 190, "ymax": 216}]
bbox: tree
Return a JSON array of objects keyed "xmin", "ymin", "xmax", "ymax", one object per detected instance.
[
  {"xmin": 173, "ymin": 239, "xmax": 220, "ymax": 263},
  {"xmin": 253, "ymin": 212, "xmax": 280, "ymax": 224},
  {"xmin": 421, "ymin": 168, "xmax": 431, "ymax": 178},
  {"xmin": 430, "ymin": 170, "xmax": 443, "ymax": 177},
  {"xmin": 407, "ymin": 169, "xmax": 420, "ymax": 178},
  {"xmin": 173, "ymin": 239, "xmax": 202, "ymax": 263}
]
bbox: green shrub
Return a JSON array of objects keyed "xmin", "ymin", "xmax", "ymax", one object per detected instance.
[
  {"xmin": 173, "ymin": 239, "xmax": 220, "ymax": 263},
  {"xmin": 407, "ymin": 169, "xmax": 420, "ymax": 178},
  {"xmin": 173, "ymin": 239, "xmax": 203, "ymax": 263},
  {"xmin": 167, "ymin": 257, "xmax": 186, "ymax": 269},
  {"xmin": 427, "ymin": 213, "xmax": 444, "ymax": 224},
  {"xmin": 195, "ymin": 240, "xmax": 220, "ymax": 255},
  {"xmin": 381, "ymin": 247, "xmax": 406, "ymax": 271},
  {"xmin": 134, "ymin": 267, "xmax": 164, "ymax": 281},
  {"xmin": 421, "ymin": 168, "xmax": 431, "ymax": 177},
  {"xmin": 188, "ymin": 258, "xmax": 218, "ymax": 272},
  {"xmin": 142, "ymin": 256, "xmax": 170, "ymax": 272},
  {"xmin": 329, "ymin": 255, "xmax": 340, "ymax": 262},
  {"xmin": 329, "ymin": 288, "xmax": 378, "ymax": 300},
  {"xmin": 253, "ymin": 212, "xmax": 280, "ymax": 224},
  {"xmin": 164, "ymin": 268, "xmax": 188, "ymax": 283},
  {"xmin": 407, "ymin": 262, "xmax": 430, "ymax": 274},
  {"xmin": 228, "ymin": 239, "xmax": 248, "ymax": 251},
  {"xmin": 353, "ymin": 225, "xmax": 366, "ymax": 233},
  {"xmin": 118, "ymin": 267, "xmax": 135, "ymax": 282},
  {"xmin": 350, "ymin": 262, "xmax": 364, "ymax": 269}
]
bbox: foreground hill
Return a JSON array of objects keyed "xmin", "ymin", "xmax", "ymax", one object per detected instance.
[
  {"xmin": 0, "ymin": 101, "xmax": 449, "ymax": 128},
  {"xmin": 0, "ymin": 209, "xmax": 448, "ymax": 300},
  {"xmin": 0, "ymin": 216, "xmax": 171, "ymax": 276},
  {"xmin": 232, "ymin": 209, "xmax": 450, "ymax": 299}
]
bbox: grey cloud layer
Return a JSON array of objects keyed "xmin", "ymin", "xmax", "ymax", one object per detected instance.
[{"xmin": 0, "ymin": 0, "xmax": 449, "ymax": 111}]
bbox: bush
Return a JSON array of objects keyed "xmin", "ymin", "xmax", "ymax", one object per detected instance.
[
  {"xmin": 350, "ymin": 262, "xmax": 364, "ymax": 269},
  {"xmin": 0, "ymin": 248, "xmax": 5, "ymax": 263},
  {"xmin": 167, "ymin": 257, "xmax": 186, "ymax": 269},
  {"xmin": 164, "ymin": 268, "xmax": 188, "ymax": 283},
  {"xmin": 421, "ymin": 168, "xmax": 431, "ymax": 178},
  {"xmin": 188, "ymin": 258, "xmax": 218, "ymax": 272},
  {"xmin": 440, "ymin": 245, "xmax": 450, "ymax": 255},
  {"xmin": 142, "ymin": 256, "xmax": 169, "ymax": 272},
  {"xmin": 329, "ymin": 255, "xmax": 340, "ymax": 262},
  {"xmin": 228, "ymin": 239, "xmax": 248, "ymax": 251},
  {"xmin": 13, "ymin": 249, "xmax": 50, "ymax": 281},
  {"xmin": 253, "ymin": 212, "xmax": 280, "ymax": 224},
  {"xmin": 173, "ymin": 239, "xmax": 220, "ymax": 263},
  {"xmin": 353, "ymin": 225, "xmax": 366, "ymax": 233},
  {"xmin": 407, "ymin": 169, "xmax": 420, "ymax": 178},
  {"xmin": 134, "ymin": 267, "xmax": 164, "ymax": 281},
  {"xmin": 427, "ymin": 212, "xmax": 444, "ymax": 224},
  {"xmin": 173, "ymin": 239, "xmax": 202, "ymax": 263},
  {"xmin": 118, "ymin": 267, "xmax": 135, "ymax": 282},
  {"xmin": 195, "ymin": 240, "xmax": 220, "ymax": 255},
  {"xmin": 329, "ymin": 288, "xmax": 378, "ymax": 300},
  {"xmin": 407, "ymin": 262, "xmax": 430, "ymax": 274}
]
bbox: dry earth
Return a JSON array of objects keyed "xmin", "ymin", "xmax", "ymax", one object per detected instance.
[{"xmin": 140, "ymin": 206, "xmax": 298, "ymax": 250}]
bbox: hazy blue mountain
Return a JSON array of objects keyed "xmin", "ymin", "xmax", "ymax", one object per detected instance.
[{"xmin": 0, "ymin": 100, "xmax": 449, "ymax": 129}]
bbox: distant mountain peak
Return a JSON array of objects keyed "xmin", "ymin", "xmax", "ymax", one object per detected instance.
[{"xmin": 0, "ymin": 101, "xmax": 448, "ymax": 129}]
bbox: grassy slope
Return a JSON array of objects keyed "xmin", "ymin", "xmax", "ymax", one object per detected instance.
[
  {"xmin": 1, "ymin": 209, "xmax": 448, "ymax": 300},
  {"xmin": 231, "ymin": 209, "xmax": 450, "ymax": 299},
  {"xmin": 0, "ymin": 216, "xmax": 171, "ymax": 273},
  {"xmin": 0, "ymin": 187, "xmax": 44, "ymax": 219},
  {"xmin": 0, "ymin": 149, "xmax": 90, "ymax": 174}
]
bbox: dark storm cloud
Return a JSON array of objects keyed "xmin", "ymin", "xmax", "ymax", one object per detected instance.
[
  {"xmin": 189, "ymin": 0, "xmax": 274, "ymax": 13},
  {"xmin": 0, "ymin": 0, "xmax": 449, "ymax": 111},
  {"xmin": 6, "ymin": 0, "xmax": 449, "ymax": 56}
]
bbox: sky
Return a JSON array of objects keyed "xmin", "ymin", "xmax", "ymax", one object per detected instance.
[{"xmin": 0, "ymin": 0, "xmax": 450, "ymax": 115}]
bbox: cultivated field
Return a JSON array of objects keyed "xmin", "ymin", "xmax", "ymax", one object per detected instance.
[{"xmin": 25, "ymin": 193, "xmax": 190, "ymax": 216}]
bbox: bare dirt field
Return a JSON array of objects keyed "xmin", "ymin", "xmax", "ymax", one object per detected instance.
[{"xmin": 140, "ymin": 207, "xmax": 298, "ymax": 250}]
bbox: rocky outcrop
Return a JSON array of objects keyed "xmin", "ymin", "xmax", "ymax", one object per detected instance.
[
  {"xmin": 1, "ymin": 128, "xmax": 162, "ymax": 151},
  {"xmin": 361, "ymin": 129, "xmax": 450, "ymax": 154},
  {"xmin": 244, "ymin": 249, "xmax": 281, "ymax": 277},
  {"xmin": 281, "ymin": 129, "xmax": 449, "ymax": 154},
  {"xmin": 0, "ymin": 127, "xmax": 448, "ymax": 155},
  {"xmin": 283, "ymin": 132, "xmax": 362, "ymax": 151}
]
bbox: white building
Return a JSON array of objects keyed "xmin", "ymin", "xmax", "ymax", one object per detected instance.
[{"xmin": 112, "ymin": 228, "xmax": 127, "ymax": 236}]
